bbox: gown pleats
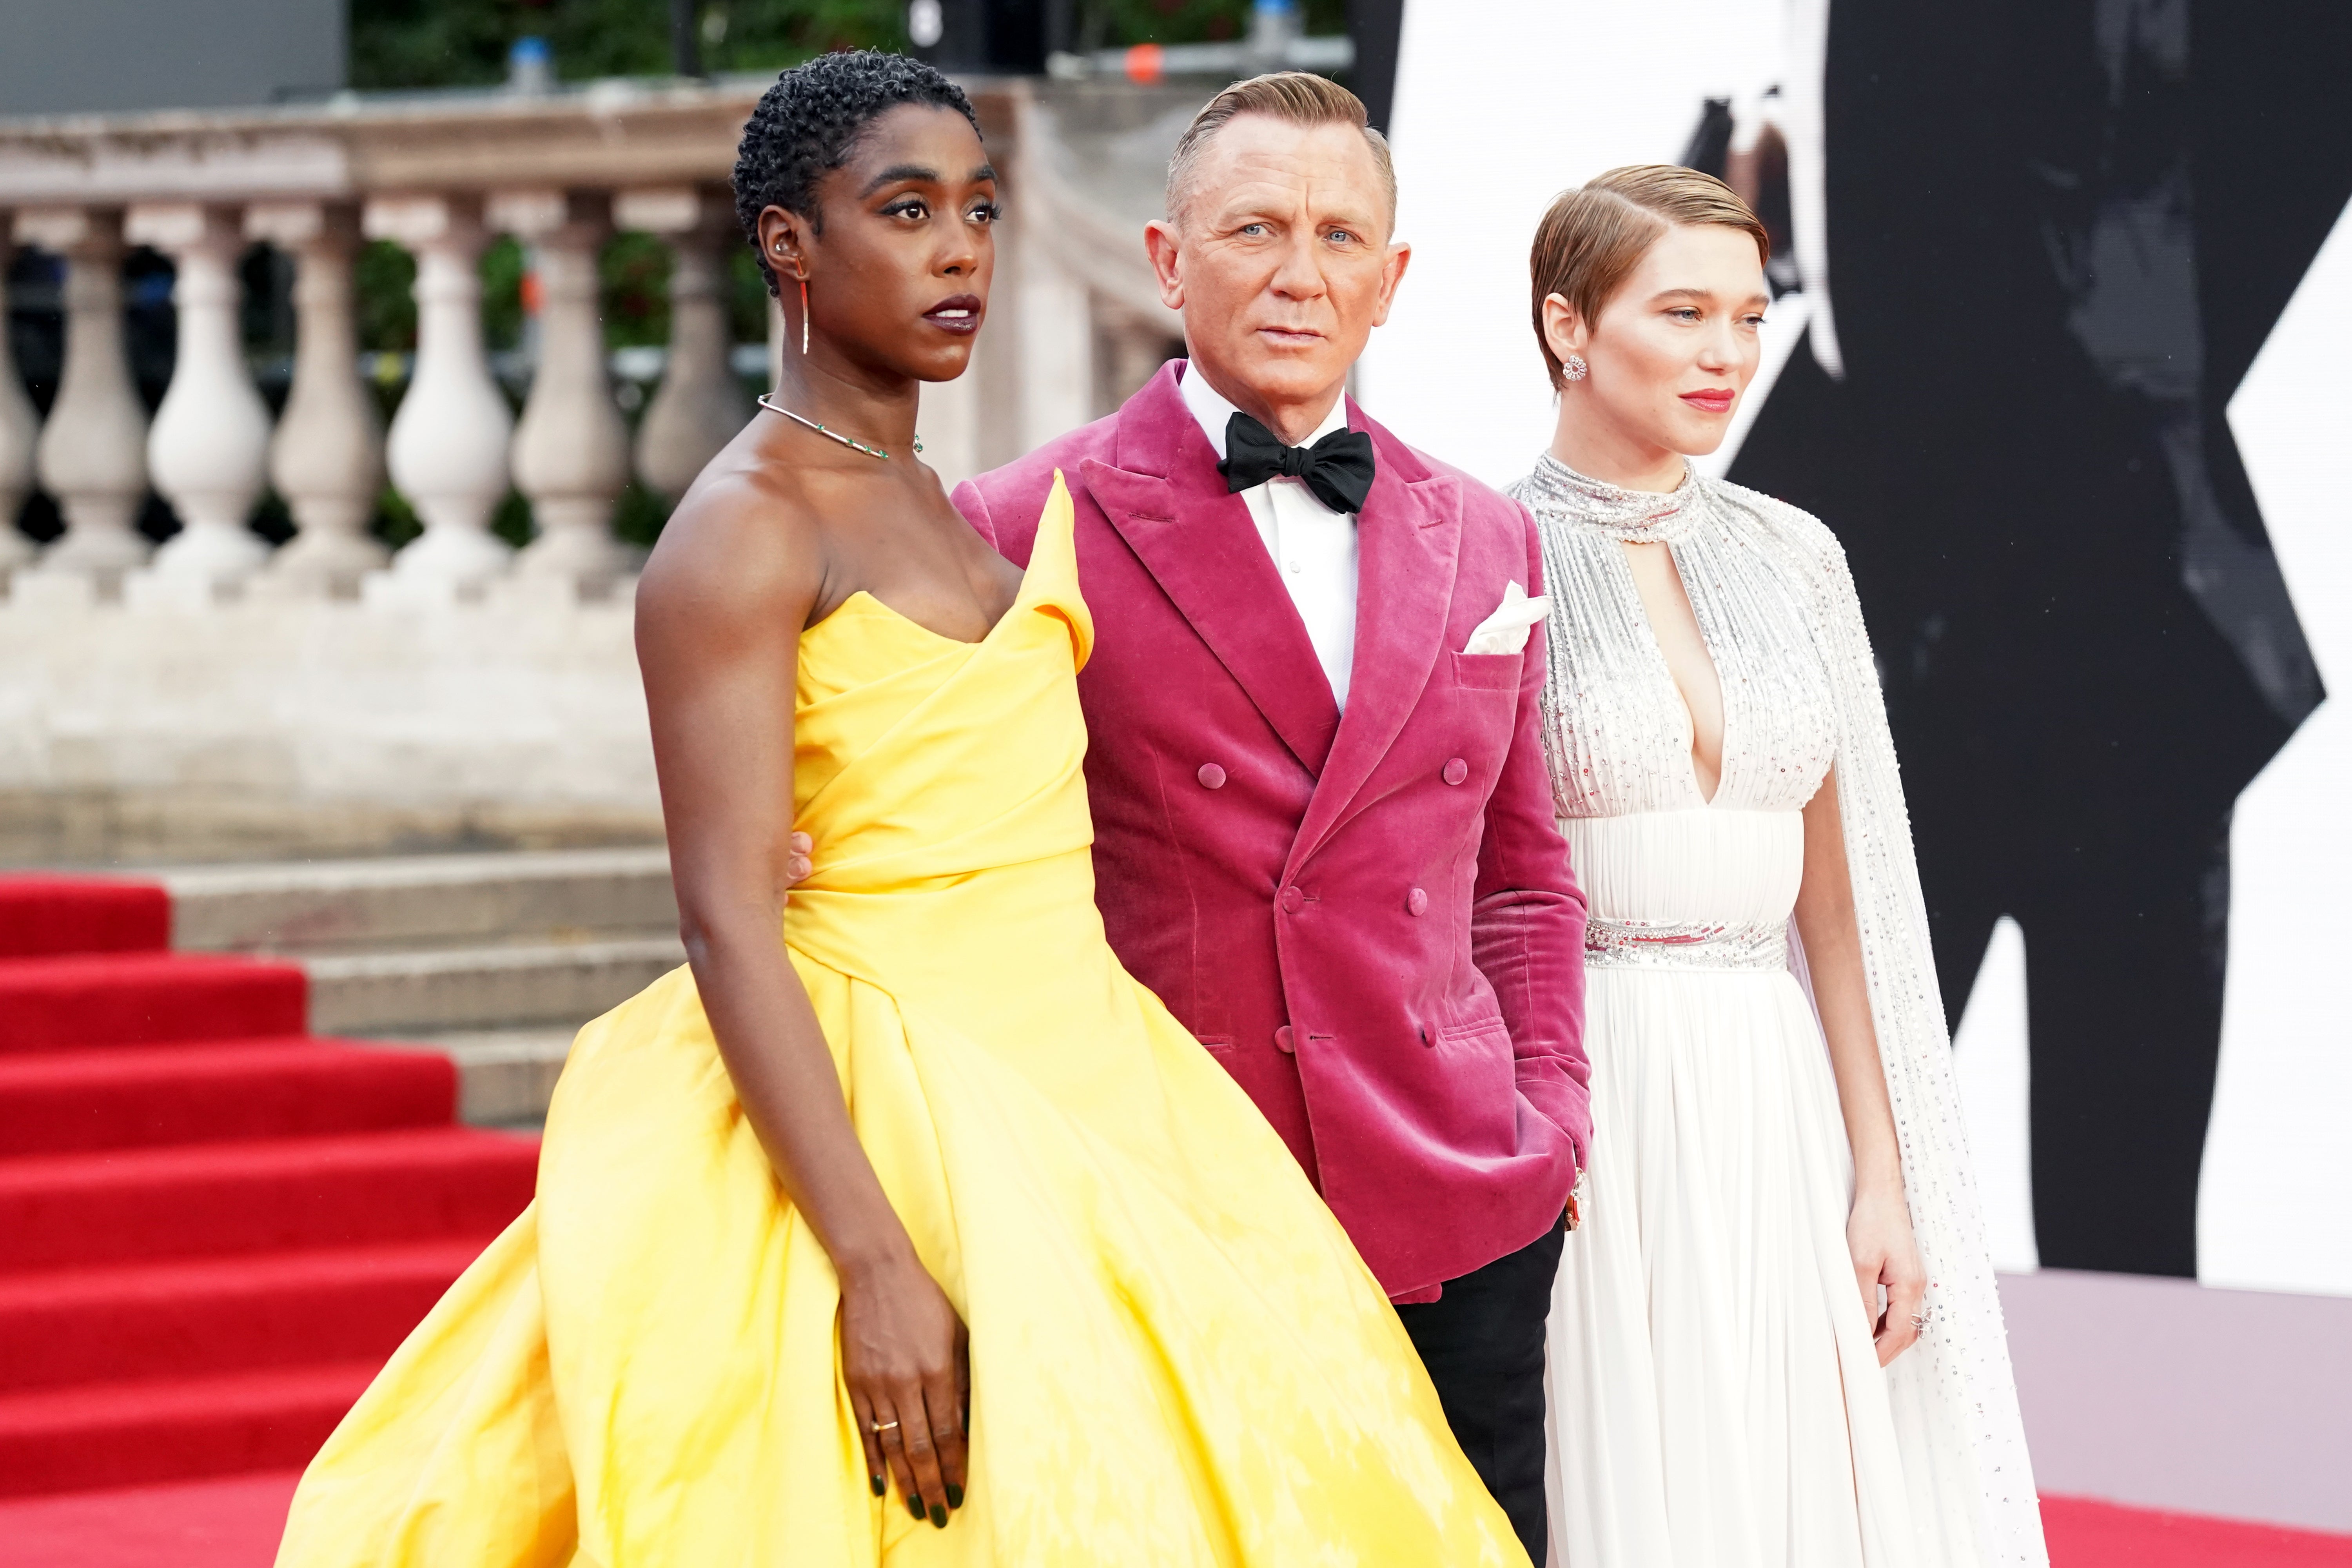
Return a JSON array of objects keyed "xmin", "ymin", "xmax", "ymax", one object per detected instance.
[
  {"xmin": 273, "ymin": 477, "xmax": 1525, "ymax": 1568},
  {"xmin": 1546, "ymin": 811, "xmax": 1919, "ymax": 1568}
]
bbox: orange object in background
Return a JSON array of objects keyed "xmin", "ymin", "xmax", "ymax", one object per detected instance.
[{"xmin": 1122, "ymin": 43, "xmax": 1164, "ymax": 85}]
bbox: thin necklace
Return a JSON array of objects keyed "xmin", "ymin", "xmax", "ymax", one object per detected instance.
[{"xmin": 755, "ymin": 394, "xmax": 920, "ymax": 460}]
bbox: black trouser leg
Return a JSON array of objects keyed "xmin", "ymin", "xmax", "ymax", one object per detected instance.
[{"xmin": 1392, "ymin": 1216, "xmax": 1566, "ymax": 1564}]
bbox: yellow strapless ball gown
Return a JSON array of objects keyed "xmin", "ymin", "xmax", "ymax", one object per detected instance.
[{"xmin": 274, "ymin": 477, "xmax": 1525, "ymax": 1568}]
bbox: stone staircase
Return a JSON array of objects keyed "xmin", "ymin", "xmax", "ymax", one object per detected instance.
[{"xmin": 158, "ymin": 848, "xmax": 682, "ymax": 1126}]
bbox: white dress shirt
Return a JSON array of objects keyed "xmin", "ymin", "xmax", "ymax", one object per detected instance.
[{"xmin": 1180, "ymin": 363, "xmax": 1359, "ymax": 711}]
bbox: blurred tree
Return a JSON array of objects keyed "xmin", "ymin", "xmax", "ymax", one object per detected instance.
[
  {"xmin": 351, "ymin": 0, "xmax": 907, "ymax": 88},
  {"xmin": 350, "ymin": 0, "xmax": 1347, "ymax": 89}
]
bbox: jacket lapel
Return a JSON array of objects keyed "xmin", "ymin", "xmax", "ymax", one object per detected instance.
[
  {"xmin": 1085, "ymin": 367, "xmax": 1340, "ymax": 775},
  {"xmin": 1289, "ymin": 426, "xmax": 1463, "ymax": 872}
]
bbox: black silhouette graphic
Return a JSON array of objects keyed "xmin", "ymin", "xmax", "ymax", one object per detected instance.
[{"xmin": 1729, "ymin": 0, "xmax": 2351, "ymax": 1276}]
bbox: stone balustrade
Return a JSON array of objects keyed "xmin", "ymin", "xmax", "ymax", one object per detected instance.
[
  {"xmin": 0, "ymin": 76, "xmax": 1192, "ymax": 859},
  {"xmin": 0, "ymin": 76, "xmax": 1120, "ymax": 609}
]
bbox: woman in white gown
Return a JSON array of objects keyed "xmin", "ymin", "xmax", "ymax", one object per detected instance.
[{"xmin": 1511, "ymin": 167, "xmax": 2047, "ymax": 1568}]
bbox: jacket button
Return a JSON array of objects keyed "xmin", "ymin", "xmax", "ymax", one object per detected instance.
[
  {"xmin": 1279, "ymin": 885, "xmax": 1305, "ymax": 914},
  {"xmin": 1407, "ymin": 887, "xmax": 1428, "ymax": 916},
  {"xmin": 1274, "ymin": 1025, "xmax": 1296, "ymax": 1053},
  {"xmin": 1196, "ymin": 762, "xmax": 1226, "ymax": 789},
  {"xmin": 1442, "ymin": 757, "xmax": 1469, "ymax": 786}
]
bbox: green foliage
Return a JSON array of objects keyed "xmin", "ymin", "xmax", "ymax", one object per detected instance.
[
  {"xmin": 371, "ymin": 483, "xmax": 423, "ymax": 549},
  {"xmin": 491, "ymin": 489, "xmax": 536, "ymax": 548},
  {"xmin": 355, "ymin": 239, "xmax": 418, "ymax": 354},
  {"xmin": 481, "ymin": 236, "xmax": 527, "ymax": 352},
  {"xmin": 613, "ymin": 481, "xmax": 675, "ymax": 547},
  {"xmin": 730, "ymin": 245, "xmax": 777, "ymax": 346},
  {"xmin": 351, "ymin": 0, "xmax": 906, "ymax": 91},
  {"xmin": 350, "ymin": 1, "xmax": 1351, "ymax": 90},
  {"xmin": 602, "ymin": 230, "xmax": 674, "ymax": 350}
]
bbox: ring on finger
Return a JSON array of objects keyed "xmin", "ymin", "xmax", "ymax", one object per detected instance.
[
  {"xmin": 1909, "ymin": 1311, "xmax": 1930, "ymax": 1332},
  {"xmin": 871, "ymin": 1418, "xmax": 901, "ymax": 1436}
]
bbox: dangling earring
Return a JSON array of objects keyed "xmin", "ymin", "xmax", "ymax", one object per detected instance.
[
  {"xmin": 1562, "ymin": 353, "xmax": 1589, "ymax": 383},
  {"xmin": 799, "ymin": 274, "xmax": 810, "ymax": 357}
]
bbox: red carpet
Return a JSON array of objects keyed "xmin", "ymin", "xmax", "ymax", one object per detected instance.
[
  {"xmin": 0, "ymin": 873, "xmax": 536, "ymax": 1505},
  {"xmin": 5, "ymin": 876, "xmax": 2349, "ymax": 1566}
]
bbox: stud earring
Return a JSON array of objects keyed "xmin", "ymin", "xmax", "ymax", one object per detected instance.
[
  {"xmin": 799, "ymin": 274, "xmax": 810, "ymax": 356},
  {"xmin": 1562, "ymin": 354, "xmax": 1589, "ymax": 383}
]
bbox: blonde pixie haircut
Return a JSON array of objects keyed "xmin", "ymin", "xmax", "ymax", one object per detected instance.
[
  {"xmin": 1166, "ymin": 71, "xmax": 1397, "ymax": 230},
  {"xmin": 1529, "ymin": 165, "xmax": 1771, "ymax": 391}
]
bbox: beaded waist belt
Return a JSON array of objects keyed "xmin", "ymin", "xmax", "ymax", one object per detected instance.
[{"xmin": 1584, "ymin": 916, "xmax": 1790, "ymax": 972}]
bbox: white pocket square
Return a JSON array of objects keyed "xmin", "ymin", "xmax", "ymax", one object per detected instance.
[{"xmin": 1461, "ymin": 580, "xmax": 1551, "ymax": 656}]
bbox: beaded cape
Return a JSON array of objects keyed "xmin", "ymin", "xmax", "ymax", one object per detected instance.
[{"xmin": 1510, "ymin": 455, "xmax": 2049, "ymax": 1568}]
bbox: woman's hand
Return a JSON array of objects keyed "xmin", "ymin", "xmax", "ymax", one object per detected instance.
[
  {"xmin": 840, "ymin": 1251, "xmax": 970, "ymax": 1528},
  {"xmin": 1847, "ymin": 1185, "xmax": 1926, "ymax": 1366}
]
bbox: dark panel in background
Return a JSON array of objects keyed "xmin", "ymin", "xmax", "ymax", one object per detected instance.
[
  {"xmin": 0, "ymin": 0, "xmax": 343, "ymax": 114},
  {"xmin": 1347, "ymin": 0, "xmax": 1405, "ymax": 134},
  {"xmin": 911, "ymin": 0, "xmax": 1047, "ymax": 75}
]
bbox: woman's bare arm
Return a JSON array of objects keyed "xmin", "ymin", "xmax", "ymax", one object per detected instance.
[
  {"xmin": 1795, "ymin": 766, "xmax": 1926, "ymax": 1365},
  {"xmin": 635, "ymin": 482, "xmax": 967, "ymax": 1522}
]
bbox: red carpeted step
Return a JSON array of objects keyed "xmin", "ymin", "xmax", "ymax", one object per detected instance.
[
  {"xmin": 0, "ymin": 1467, "xmax": 303, "ymax": 1568},
  {"xmin": 0, "ymin": 1238, "xmax": 493, "ymax": 1393},
  {"xmin": 0, "ymin": 1361, "xmax": 380, "ymax": 1498},
  {"xmin": 0, "ymin": 876, "xmax": 169, "ymax": 960},
  {"xmin": 0, "ymin": 1127, "xmax": 538, "ymax": 1274},
  {"xmin": 0, "ymin": 953, "xmax": 306, "ymax": 1054},
  {"xmin": 0, "ymin": 1038, "xmax": 456, "ymax": 1155}
]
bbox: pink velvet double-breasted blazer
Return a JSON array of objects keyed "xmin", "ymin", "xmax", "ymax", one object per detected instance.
[{"xmin": 951, "ymin": 363, "xmax": 1589, "ymax": 1298}]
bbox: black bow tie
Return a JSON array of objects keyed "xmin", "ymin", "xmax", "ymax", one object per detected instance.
[{"xmin": 1218, "ymin": 413, "xmax": 1377, "ymax": 515}]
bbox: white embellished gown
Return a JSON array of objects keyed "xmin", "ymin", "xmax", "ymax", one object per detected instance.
[{"xmin": 1508, "ymin": 458, "xmax": 2046, "ymax": 1568}]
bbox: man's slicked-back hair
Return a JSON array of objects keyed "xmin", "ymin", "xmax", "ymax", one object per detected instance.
[
  {"xmin": 732, "ymin": 48, "xmax": 981, "ymax": 297},
  {"xmin": 1166, "ymin": 72, "xmax": 1396, "ymax": 231}
]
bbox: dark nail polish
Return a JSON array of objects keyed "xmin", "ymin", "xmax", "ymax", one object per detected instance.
[
  {"xmin": 946, "ymin": 1483, "xmax": 964, "ymax": 1509},
  {"xmin": 907, "ymin": 1493, "xmax": 926, "ymax": 1521},
  {"xmin": 869, "ymin": 1474, "xmax": 885, "ymax": 1497},
  {"xmin": 930, "ymin": 1504, "xmax": 948, "ymax": 1529}
]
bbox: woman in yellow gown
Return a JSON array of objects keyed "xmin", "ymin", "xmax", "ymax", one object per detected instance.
[{"xmin": 274, "ymin": 51, "xmax": 1523, "ymax": 1568}]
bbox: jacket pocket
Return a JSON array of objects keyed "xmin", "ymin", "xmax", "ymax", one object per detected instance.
[
  {"xmin": 1450, "ymin": 649, "xmax": 1524, "ymax": 691},
  {"xmin": 1428, "ymin": 1013, "xmax": 1518, "ymax": 1156}
]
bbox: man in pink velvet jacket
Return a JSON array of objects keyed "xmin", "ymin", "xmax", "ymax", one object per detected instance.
[{"xmin": 953, "ymin": 76, "xmax": 1587, "ymax": 1557}]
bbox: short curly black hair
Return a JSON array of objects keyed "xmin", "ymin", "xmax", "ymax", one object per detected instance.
[{"xmin": 732, "ymin": 49, "xmax": 982, "ymax": 298}]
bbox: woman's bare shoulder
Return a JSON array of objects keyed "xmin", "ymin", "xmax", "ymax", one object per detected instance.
[{"xmin": 637, "ymin": 450, "xmax": 826, "ymax": 647}]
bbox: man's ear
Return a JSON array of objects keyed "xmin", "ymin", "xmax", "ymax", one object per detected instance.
[
  {"xmin": 1144, "ymin": 219, "xmax": 1185, "ymax": 311},
  {"xmin": 1541, "ymin": 292, "xmax": 1588, "ymax": 365},
  {"xmin": 1369, "ymin": 240, "xmax": 1412, "ymax": 328}
]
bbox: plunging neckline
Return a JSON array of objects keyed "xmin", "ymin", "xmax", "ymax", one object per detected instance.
[
  {"xmin": 1615, "ymin": 538, "xmax": 1730, "ymax": 808},
  {"xmin": 1521, "ymin": 454, "xmax": 1732, "ymax": 807}
]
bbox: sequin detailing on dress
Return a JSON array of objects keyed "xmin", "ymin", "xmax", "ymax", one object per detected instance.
[
  {"xmin": 1583, "ymin": 915, "xmax": 1791, "ymax": 971},
  {"xmin": 1510, "ymin": 454, "xmax": 2048, "ymax": 1568}
]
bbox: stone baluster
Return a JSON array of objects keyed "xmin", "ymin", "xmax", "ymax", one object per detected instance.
[
  {"xmin": 125, "ymin": 203, "xmax": 274, "ymax": 603},
  {"xmin": 246, "ymin": 201, "xmax": 387, "ymax": 599},
  {"xmin": 496, "ymin": 189, "xmax": 630, "ymax": 597},
  {"xmin": 362, "ymin": 194, "xmax": 514, "ymax": 602},
  {"xmin": 615, "ymin": 186, "xmax": 752, "ymax": 501},
  {"xmin": 16, "ymin": 207, "xmax": 149, "ymax": 599},
  {"xmin": 0, "ymin": 223, "xmax": 39, "ymax": 587}
]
